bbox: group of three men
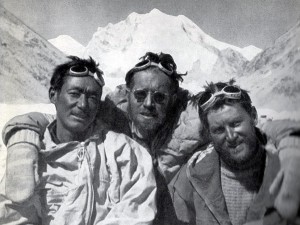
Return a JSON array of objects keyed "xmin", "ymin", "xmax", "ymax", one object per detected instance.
[{"xmin": 0, "ymin": 52, "xmax": 299, "ymax": 225}]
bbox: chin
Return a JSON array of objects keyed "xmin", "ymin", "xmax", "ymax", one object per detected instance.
[{"xmin": 68, "ymin": 122, "xmax": 91, "ymax": 133}]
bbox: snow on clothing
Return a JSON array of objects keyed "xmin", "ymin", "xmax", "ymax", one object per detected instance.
[
  {"xmin": 0, "ymin": 120, "xmax": 157, "ymax": 225},
  {"xmin": 169, "ymin": 129, "xmax": 290, "ymax": 225}
]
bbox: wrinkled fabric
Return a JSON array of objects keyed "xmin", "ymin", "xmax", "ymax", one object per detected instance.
[
  {"xmin": 0, "ymin": 121, "xmax": 157, "ymax": 225},
  {"xmin": 3, "ymin": 89, "xmax": 300, "ymax": 185},
  {"xmin": 106, "ymin": 85, "xmax": 209, "ymax": 182},
  {"xmin": 169, "ymin": 130, "xmax": 289, "ymax": 225},
  {"xmin": 2, "ymin": 87, "xmax": 300, "ymax": 224}
]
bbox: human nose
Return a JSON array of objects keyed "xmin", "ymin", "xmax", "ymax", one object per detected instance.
[
  {"xmin": 225, "ymin": 126, "xmax": 237, "ymax": 142},
  {"xmin": 77, "ymin": 94, "xmax": 88, "ymax": 110},
  {"xmin": 143, "ymin": 91, "xmax": 154, "ymax": 108}
]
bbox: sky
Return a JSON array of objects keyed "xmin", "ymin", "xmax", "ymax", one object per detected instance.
[{"xmin": 0, "ymin": 0, "xmax": 299, "ymax": 49}]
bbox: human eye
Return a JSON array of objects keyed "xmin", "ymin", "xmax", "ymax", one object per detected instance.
[
  {"xmin": 68, "ymin": 90, "xmax": 81, "ymax": 98},
  {"xmin": 133, "ymin": 89, "xmax": 147, "ymax": 102},
  {"xmin": 88, "ymin": 94, "xmax": 98, "ymax": 103},
  {"xmin": 153, "ymin": 92, "xmax": 167, "ymax": 104},
  {"xmin": 211, "ymin": 126, "xmax": 224, "ymax": 135},
  {"xmin": 231, "ymin": 121, "xmax": 241, "ymax": 128}
]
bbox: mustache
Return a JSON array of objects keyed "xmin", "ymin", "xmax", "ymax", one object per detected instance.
[{"xmin": 140, "ymin": 111, "xmax": 158, "ymax": 117}]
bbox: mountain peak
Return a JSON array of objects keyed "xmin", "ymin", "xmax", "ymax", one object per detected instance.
[
  {"xmin": 48, "ymin": 35, "xmax": 85, "ymax": 57},
  {"xmin": 149, "ymin": 8, "xmax": 164, "ymax": 15},
  {"xmin": 85, "ymin": 8, "xmax": 261, "ymax": 75}
]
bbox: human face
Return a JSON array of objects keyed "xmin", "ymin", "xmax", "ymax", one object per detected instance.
[
  {"xmin": 50, "ymin": 76, "xmax": 102, "ymax": 142},
  {"xmin": 127, "ymin": 68, "xmax": 175, "ymax": 138},
  {"xmin": 207, "ymin": 103, "xmax": 258, "ymax": 169}
]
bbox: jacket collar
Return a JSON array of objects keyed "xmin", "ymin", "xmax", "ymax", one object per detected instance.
[
  {"xmin": 186, "ymin": 129, "xmax": 280, "ymax": 224},
  {"xmin": 187, "ymin": 147, "xmax": 231, "ymax": 223}
]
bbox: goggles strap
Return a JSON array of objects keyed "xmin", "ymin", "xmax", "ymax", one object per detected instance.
[
  {"xmin": 200, "ymin": 86, "xmax": 242, "ymax": 111},
  {"xmin": 133, "ymin": 60, "xmax": 174, "ymax": 76}
]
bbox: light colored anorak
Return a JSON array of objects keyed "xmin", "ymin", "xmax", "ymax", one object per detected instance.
[{"xmin": 0, "ymin": 121, "xmax": 157, "ymax": 225}]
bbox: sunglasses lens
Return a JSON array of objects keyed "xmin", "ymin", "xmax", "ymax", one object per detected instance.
[
  {"xmin": 133, "ymin": 90, "xmax": 167, "ymax": 104},
  {"xmin": 70, "ymin": 65, "xmax": 87, "ymax": 74},
  {"xmin": 199, "ymin": 92, "xmax": 213, "ymax": 106},
  {"xmin": 133, "ymin": 90, "xmax": 147, "ymax": 102},
  {"xmin": 223, "ymin": 86, "xmax": 240, "ymax": 93},
  {"xmin": 153, "ymin": 92, "xmax": 166, "ymax": 104}
]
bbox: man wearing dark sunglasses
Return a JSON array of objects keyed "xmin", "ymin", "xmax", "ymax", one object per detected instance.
[
  {"xmin": 1, "ymin": 52, "xmax": 198, "ymax": 225},
  {"xmin": 170, "ymin": 80, "xmax": 300, "ymax": 225},
  {"xmin": 0, "ymin": 56, "xmax": 156, "ymax": 225},
  {"xmin": 124, "ymin": 52, "xmax": 184, "ymax": 148},
  {"xmin": 2, "ymin": 53, "xmax": 300, "ymax": 224}
]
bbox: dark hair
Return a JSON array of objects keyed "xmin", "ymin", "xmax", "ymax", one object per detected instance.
[
  {"xmin": 194, "ymin": 79, "xmax": 253, "ymax": 129},
  {"xmin": 125, "ymin": 52, "xmax": 187, "ymax": 93},
  {"xmin": 50, "ymin": 56, "xmax": 102, "ymax": 92}
]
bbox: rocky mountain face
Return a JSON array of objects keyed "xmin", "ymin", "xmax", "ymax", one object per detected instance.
[
  {"xmin": 0, "ymin": 5, "xmax": 67, "ymax": 103},
  {"xmin": 2, "ymin": 6, "xmax": 299, "ymax": 117},
  {"xmin": 237, "ymin": 21, "xmax": 300, "ymax": 112}
]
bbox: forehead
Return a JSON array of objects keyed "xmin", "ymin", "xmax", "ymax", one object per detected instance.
[
  {"xmin": 62, "ymin": 76, "xmax": 102, "ymax": 93},
  {"xmin": 207, "ymin": 104, "xmax": 251, "ymax": 125},
  {"xmin": 131, "ymin": 69, "xmax": 173, "ymax": 91}
]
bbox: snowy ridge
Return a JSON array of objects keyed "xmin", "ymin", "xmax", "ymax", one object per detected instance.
[
  {"xmin": 49, "ymin": 35, "xmax": 85, "ymax": 57},
  {"xmin": 1, "ymin": 5, "xmax": 299, "ymax": 125},
  {"xmin": 84, "ymin": 8, "xmax": 261, "ymax": 77}
]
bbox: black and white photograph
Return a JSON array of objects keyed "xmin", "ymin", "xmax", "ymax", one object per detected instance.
[{"xmin": 0, "ymin": 0, "xmax": 299, "ymax": 224}]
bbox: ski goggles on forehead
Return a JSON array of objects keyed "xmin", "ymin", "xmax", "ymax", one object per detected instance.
[
  {"xmin": 199, "ymin": 85, "xmax": 241, "ymax": 111},
  {"xmin": 68, "ymin": 65, "xmax": 105, "ymax": 87},
  {"xmin": 131, "ymin": 59, "xmax": 175, "ymax": 76},
  {"xmin": 131, "ymin": 89, "xmax": 169, "ymax": 104}
]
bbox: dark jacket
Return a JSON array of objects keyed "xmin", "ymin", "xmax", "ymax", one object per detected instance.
[{"xmin": 169, "ymin": 130, "xmax": 288, "ymax": 225}]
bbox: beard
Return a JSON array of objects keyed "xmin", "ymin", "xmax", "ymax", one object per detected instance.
[{"xmin": 215, "ymin": 140, "xmax": 259, "ymax": 171}]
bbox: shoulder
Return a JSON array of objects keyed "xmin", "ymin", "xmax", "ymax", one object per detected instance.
[
  {"xmin": 169, "ymin": 163, "xmax": 193, "ymax": 200},
  {"xmin": 2, "ymin": 112, "xmax": 55, "ymax": 145},
  {"xmin": 166, "ymin": 99, "xmax": 208, "ymax": 155},
  {"xmin": 187, "ymin": 145, "xmax": 215, "ymax": 167},
  {"xmin": 170, "ymin": 146, "xmax": 214, "ymax": 190}
]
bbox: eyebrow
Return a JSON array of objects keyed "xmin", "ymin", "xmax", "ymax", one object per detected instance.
[{"xmin": 68, "ymin": 87, "xmax": 99, "ymax": 95}]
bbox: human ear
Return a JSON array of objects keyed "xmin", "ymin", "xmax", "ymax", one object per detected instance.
[
  {"xmin": 125, "ymin": 86, "xmax": 131, "ymax": 100},
  {"xmin": 49, "ymin": 87, "xmax": 57, "ymax": 104}
]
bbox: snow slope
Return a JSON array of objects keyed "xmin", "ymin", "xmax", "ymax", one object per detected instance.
[
  {"xmin": 0, "ymin": 5, "xmax": 67, "ymax": 103},
  {"xmin": 49, "ymin": 35, "xmax": 85, "ymax": 57},
  {"xmin": 84, "ymin": 9, "xmax": 261, "ymax": 77}
]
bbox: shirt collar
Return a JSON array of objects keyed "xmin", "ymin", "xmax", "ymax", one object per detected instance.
[{"xmin": 46, "ymin": 119, "xmax": 97, "ymax": 145}]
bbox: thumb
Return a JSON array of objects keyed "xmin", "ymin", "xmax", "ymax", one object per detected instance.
[{"xmin": 273, "ymin": 169, "xmax": 300, "ymax": 220}]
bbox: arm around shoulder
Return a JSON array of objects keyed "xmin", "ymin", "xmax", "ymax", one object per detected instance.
[
  {"xmin": 2, "ymin": 112, "xmax": 54, "ymax": 146},
  {"xmin": 2, "ymin": 112, "xmax": 54, "ymax": 203}
]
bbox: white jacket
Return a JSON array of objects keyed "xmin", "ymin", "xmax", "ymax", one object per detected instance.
[{"xmin": 0, "ymin": 121, "xmax": 157, "ymax": 225}]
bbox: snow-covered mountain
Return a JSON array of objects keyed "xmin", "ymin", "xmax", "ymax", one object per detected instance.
[
  {"xmin": 238, "ymin": 20, "xmax": 300, "ymax": 112},
  {"xmin": 1, "ymin": 5, "xmax": 298, "ymax": 119},
  {"xmin": 0, "ymin": 5, "xmax": 67, "ymax": 103},
  {"xmin": 185, "ymin": 19, "xmax": 300, "ymax": 114},
  {"xmin": 49, "ymin": 35, "xmax": 85, "ymax": 57},
  {"xmin": 84, "ymin": 9, "xmax": 261, "ymax": 77}
]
